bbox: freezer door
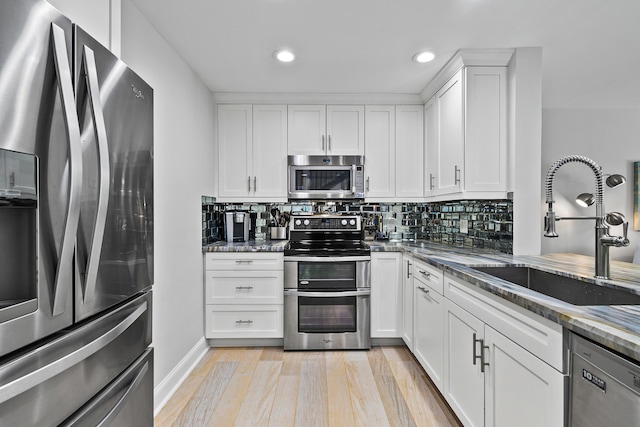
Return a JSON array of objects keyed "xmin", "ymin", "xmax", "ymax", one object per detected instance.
[
  {"xmin": 0, "ymin": 292, "xmax": 152, "ymax": 427},
  {"xmin": 0, "ymin": 0, "xmax": 79, "ymax": 357},
  {"xmin": 61, "ymin": 348, "xmax": 154, "ymax": 427},
  {"xmin": 73, "ymin": 26, "xmax": 154, "ymax": 321}
]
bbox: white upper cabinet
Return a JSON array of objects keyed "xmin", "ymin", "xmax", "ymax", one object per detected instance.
[
  {"xmin": 423, "ymin": 56, "xmax": 510, "ymax": 201},
  {"xmin": 433, "ymin": 69, "xmax": 465, "ymax": 197},
  {"xmin": 218, "ymin": 104, "xmax": 252, "ymax": 198},
  {"xmin": 364, "ymin": 105, "xmax": 423, "ymax": 201},
  {"xmin": 217, "ymin": 104, "xmax": 287, "ymax": 201},
  {"xmin": 424, "ymin": 96, "xmax": 438, "ymax": 196},
  {"xmin": 252, "ymin": 105, "xmax": 288, "ymax": 199},
  {"xmin": 364, "ymin": 105, "xmax": 395, "ymax": 199},
  {"xmin": 395, "ymin": 105, "xmax": 424, "ymax": 199},
  {"xmin": 288, "ymin": 105, "xmax": 364, "ymax": 156}
]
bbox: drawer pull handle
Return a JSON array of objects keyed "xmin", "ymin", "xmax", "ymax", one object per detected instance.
[
  {"xmin": 235, "ymin": 320, "xmax": 253, "ymax": 324},
  {"xmin": 418, "ymin": 286, "xmax": 430, "ymax": 295},
  {"xmin": 235, "ymin": 286, "xmax": 254, "ymax": 290},
  {"xmin": 235, "ymin": 260, "xmax": 254, "ymax": 264},
  {"xmin": 419, "ymin": 270, "xmax": 431, "ymax": 277}
]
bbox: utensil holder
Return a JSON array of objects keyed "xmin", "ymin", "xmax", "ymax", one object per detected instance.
[{"xmin": 270, "ymin": 227, "xmax": 288, "ymax": 240}]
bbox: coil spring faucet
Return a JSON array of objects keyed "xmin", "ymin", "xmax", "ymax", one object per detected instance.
[{"xmin": 544, "ymin": 155, "xmax": 629, "ymax": 279}]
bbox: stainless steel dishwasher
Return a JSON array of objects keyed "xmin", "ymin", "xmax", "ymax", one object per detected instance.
[{"xmin": 570, "ymin": 333, "xmax": 640, "ymax": 426}]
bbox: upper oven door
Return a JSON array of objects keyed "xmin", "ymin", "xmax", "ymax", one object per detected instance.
[
  {"xmin": 288, "ymin": 165, "xmax": 356, "ymax": 199},
  {"xmin": 284, "ymin": 257, "xmax": 370, "ymax": 291}
]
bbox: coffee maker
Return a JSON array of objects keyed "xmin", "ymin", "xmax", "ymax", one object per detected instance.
[{"xmin": 224, "ymin": 211, "xmax": 256, "ymax": 242}]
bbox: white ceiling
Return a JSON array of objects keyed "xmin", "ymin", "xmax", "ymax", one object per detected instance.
[{"xmin": 131, "ymin": 0, "xmax": 640, "ymax": 109}]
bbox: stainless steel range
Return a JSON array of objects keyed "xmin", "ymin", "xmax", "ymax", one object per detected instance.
[{"xmin": 284, "ymin": 214, "xmax": 371, "ymax": 350}]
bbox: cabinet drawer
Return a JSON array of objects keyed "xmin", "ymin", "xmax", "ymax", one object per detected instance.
[
  {"xmin": 413, "ymin": 259, "xmax": 444, "ymax": 294},
  {"xmin": 444, "ymin": 273, "xmax": 564, "ymax": 371},
  {"xmin": 205, "ymin": 271, "xmax": 283, "ymax": 304},
  {"xmin": 205, "ymin": 252, "xmax": 283, "ymax": 271},
  {"xmin": 205, "ymin": 305, "xmax": 283, "ymax": 339}
]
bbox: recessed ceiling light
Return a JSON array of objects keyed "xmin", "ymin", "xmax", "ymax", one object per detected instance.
[
  {"xmin": 412, "ymin": 51, "xmax": 435, "ymax": 63},
  {"xmin": 274, "ymin": 49, "xmax": 295, "ymax": 63}
]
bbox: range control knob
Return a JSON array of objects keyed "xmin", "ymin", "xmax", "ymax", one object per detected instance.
[
  {"xmin": 349, "ymin": 219, "xmax": 356, "ymax": 226},
  {"xmin": 341, "ymin": 219, "xmax": 348, "ymax": 226},
  {"xmin": 303, "ymin": 219, "xmax": 310, "ymax": 226},
  {"xmin": 295, "ymin": 219, "xmax": 302, "ymax": 226}
]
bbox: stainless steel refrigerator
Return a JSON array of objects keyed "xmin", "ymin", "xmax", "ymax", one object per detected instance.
[{"xmin": 0, "ymin": 0, "xmax": 154, "ymax": 425}]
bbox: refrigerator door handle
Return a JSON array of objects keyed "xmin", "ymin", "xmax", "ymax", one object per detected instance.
[
  {"xmin": 79, "ymin": 46, "xmax": 111, "ymax": 303},
  {"xmin": 0, "ymin": 300, "xmax": 147, "ymax": 405},
  {"xmin": 50, "ymin": 23, "xmax": 83, "ymax": 316}
]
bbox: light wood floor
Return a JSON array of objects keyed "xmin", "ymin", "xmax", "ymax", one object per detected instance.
[{"xmin": 155, "ymin": 346, "xmax": 462, "ymax": 427}]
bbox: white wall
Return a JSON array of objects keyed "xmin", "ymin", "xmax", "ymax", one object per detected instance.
[
  {"xmin": 120, "ymin": 0, "xmax": 215, "ymax": 409},
  {"xmin": 510, "ymin": 48, "xmax": 543, "ymax": 256},
  {"xmin": 46, "ymin": 0, "xmax": 120, "ymax": 54},
  {"xmin": 541, "ymin": 108, "xmax": 640, "ymax": 261}
]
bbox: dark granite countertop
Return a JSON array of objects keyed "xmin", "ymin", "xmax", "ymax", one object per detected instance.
[
  {"xmin": 203, "ymin": 240, "xmax": 640, "ymax": 361},
  {"xmin": 203, "ymin": 240, "xmax": 288, "ymax": 252}
]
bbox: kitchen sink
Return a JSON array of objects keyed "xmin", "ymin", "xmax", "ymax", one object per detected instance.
[{"xmin": 472, "ymin": 266, "xmax": 640, "ymax": 306}]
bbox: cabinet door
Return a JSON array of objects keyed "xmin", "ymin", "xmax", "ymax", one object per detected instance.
[
  {"xmin": 370, "ymin": 252, "xmax": 403, "ymax": 338},
  {"xmin": 424, "ymin": 96, "xmax": 437, "ymax": 197},
  {"xmin": 414, "ymin": 283, "xmax": 444, "ymax": 392},
  {"xmin": 435, "ymin": 69, "xmax": 464, "ymax": 196},
  {"xmin": 364, "ymin": 105, "xmax": 395, "ymax": 199},
  {"xmin": 464, "ymin": 67, "xmax": 508, "ymax": 193},
  {"xmin": 444, "ymin": 298, "xmax": 485, "ymax": 427},
  {"xmin": 401, "ymin": 256, "xmax": 413, "ymax": 349},
  {"xmin": 252, "ymin": 105, "xmax": 288, "ymax": 199},
  {"xmin": 395, "ymin": 105, "xmax": 424, "ymax": 198},
  {"xmin": 218, "ymin": 105, "xmax": 252, "ymax": 197},
  {"xmin": 484, "ymin": 326, "xmax": 564, "ymax": 427},
  {"xmin": 326, "ymin": 105, "xmax": 364, "ymax": 155},
  {"xmin": 287, "ymin": 105, "xmax": 326, "ymax": 155}
]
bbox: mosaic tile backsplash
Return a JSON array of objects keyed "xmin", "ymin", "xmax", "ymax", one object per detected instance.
[{"xmin": 202, "ymin": 197, "xmax": 514, "ymax": 254}]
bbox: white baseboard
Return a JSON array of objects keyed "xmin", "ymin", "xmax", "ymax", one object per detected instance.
[{"xmin": 153, "ymin": 337, "xmax": 209, "ymax": 416}]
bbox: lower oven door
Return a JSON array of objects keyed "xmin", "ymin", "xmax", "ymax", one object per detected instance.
[{"xmin": 283, "ymin": 289, "xmax": 371, "ymax": 350}]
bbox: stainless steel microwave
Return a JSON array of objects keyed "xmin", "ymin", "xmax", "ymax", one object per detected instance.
[{"xmin": 288, "ymin": 155, "xmax": 365, "ymax": 200}]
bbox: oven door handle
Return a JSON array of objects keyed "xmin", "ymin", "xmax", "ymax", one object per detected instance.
[
  {"xmin": 284, "ymin": 289, "xmax": 371, "ymax": 298},
  {"xmin": 284, "ymin": 256, "xmax": 371, "ymax": 262}
]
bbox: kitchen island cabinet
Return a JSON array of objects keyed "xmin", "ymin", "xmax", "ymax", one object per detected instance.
[{"xmin": 217, "ymin": 104, "xmax": 287, "ymax": 201}]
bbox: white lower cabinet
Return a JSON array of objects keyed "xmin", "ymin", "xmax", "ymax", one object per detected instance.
[
  {"xmin": 443, "ymin": 273, "xmax": 566, "ymax": 427},
  {"xmin": 414, "ymin": 280, "xmax": 444, "ymax": 391},
  {"xmin": 401, "ymin": 255, "xmax": 414, "ymax": 349},
  {"xmin": 484, "ymin": 326, "xmax": 565, "ymax": 427},
  {"xmin": 371, "ymin": 252, "xmax": 403, "ymax": 338},
  {"xmin": 404, "ymin": 260, "xmax": 566, "ymax": 427},
  {"xmin": 204, "ymin": 253, "xmax": 284, "ymax": 339},
  {"xmin": 444, "ymin": 298, "xmax": 486, "ymax": 427},
  {"xmin": 205, "ymin": 305, "xmax": 283, "ymax": 339}
]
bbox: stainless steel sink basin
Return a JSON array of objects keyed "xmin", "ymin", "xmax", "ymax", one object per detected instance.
[{"xmin": 472, "ymin": 266, "xmax": 640, "ymax": 306}]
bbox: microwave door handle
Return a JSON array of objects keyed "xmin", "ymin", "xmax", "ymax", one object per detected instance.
[
  {"xmin": 351, "ymin": 164, "xmax": 357, "ymax": 193},
  {"xmin": 50, "ymin": 24, "xmax": 83, "ymax": 316},
  {"xmin": 80, "ymin": 46, "xmax": 111, "ymax": 304}
]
